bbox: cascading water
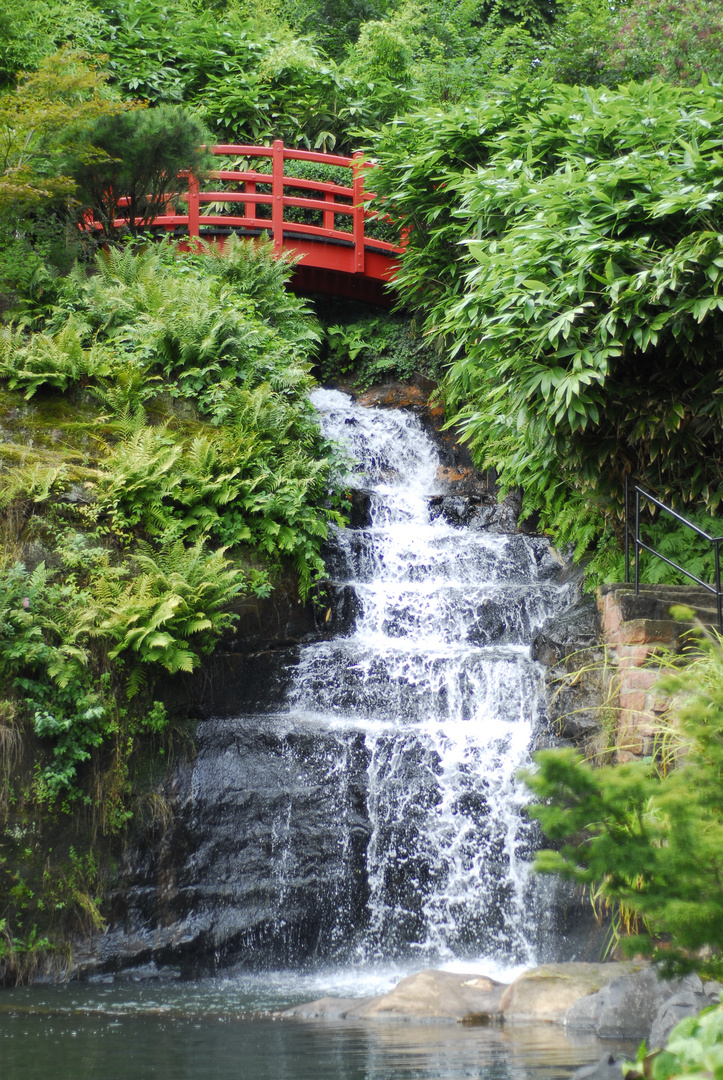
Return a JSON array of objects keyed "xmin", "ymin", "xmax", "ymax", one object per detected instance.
[{"xmin": 273, "ymin": 388, "xmax": 573, "ymax": 970}]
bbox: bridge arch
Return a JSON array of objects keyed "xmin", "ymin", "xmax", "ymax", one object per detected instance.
[{"xmin": 104, "ymin": 141, "xmax": 404, "ymax": 306}]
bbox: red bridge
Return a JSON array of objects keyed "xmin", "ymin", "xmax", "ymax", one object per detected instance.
[{"xmin": 122, "ymin": 141, "xmax": 403, "ymax": 306}]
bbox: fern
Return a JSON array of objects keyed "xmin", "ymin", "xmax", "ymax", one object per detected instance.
[
  {"xmin": 87, "ymin": 537, "xmax": 252, "ymax": 683},
  {"xmin": 0, "ymin": 320, "xmax": 113, "ymax": 399}
]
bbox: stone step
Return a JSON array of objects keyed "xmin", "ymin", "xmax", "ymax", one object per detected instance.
[{"xmin": 598, "ymin": 583, "xmax": 720, "ymax": 631}]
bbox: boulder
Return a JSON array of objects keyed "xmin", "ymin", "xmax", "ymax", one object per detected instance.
[
  {"xmin": 356, "ymin": 376, "xmax": 436, "ymax": 412},
  {"xmin": 281, "ymin": 969, "xmax": 507, "ymax": 1022},
  {"xmin": 565, "ymin": 964, "xmax": 682, "ymax": 1040},
  {"xmin": 499, "ymin": 963, "xmax": 642, "ymax": 1023},
  {"xmin": 648, "ymin": 975, "xmax": 722, "ymax": 1049},
  {"xmin": 352, "ymin": 969, "xmax": 506, "ymax": 1021}
]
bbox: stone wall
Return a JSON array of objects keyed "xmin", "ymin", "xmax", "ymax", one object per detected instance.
[
  {"xmin": 596, "ymin": 584, "xmax": 714, "ymax": 764},
  {"xmin": 534, "ymin": 582, "xmax": 716, "ymax": 764}
]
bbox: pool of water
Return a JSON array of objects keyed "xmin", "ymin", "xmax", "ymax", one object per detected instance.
[{"xmin": 0, "ymin": 973, "xmax": 636, "ymax": 1080}]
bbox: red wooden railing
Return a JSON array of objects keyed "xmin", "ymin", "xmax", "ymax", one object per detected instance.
[{"xmin": 105, "ymin": 141, "xmax": 403, "ymax": 292}]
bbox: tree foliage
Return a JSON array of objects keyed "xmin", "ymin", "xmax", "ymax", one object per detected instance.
[
  {"xmin": 547, "ymin": 0, "xmax": 723, "ymax": 88},
  {"xmin": 71, "ymin": 104, "xmax": 212, "ymax": 237},
  {"xmin": 0, "ymin": 49, "xmax": 130, "ymax": 218}
]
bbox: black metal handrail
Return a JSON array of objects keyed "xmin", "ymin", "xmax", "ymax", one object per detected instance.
[{"xmin": 624, "ymin": 474, "xmax": 723, "ymax": 629}]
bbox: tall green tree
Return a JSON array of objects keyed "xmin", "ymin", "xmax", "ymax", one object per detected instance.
[
  {"xmin": 0, "ymin": 49, "xmax": 129, "ymax": 218},
  {"xmin": 71, "ymin": 105, "xmax": 212, "ymax": 237},
  {"xmin": 547, "ymin": 0, "xmax": 723, "ymax": 87}
]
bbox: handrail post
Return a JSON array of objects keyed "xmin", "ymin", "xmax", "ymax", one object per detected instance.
[
  {"xmin": 272, "ymin": 139, "xmax": 284, "ymax": 257},
  {"xmin": 716, "ymin": 541, "xmax": 722, "ymax": 631},
  {"xmin": 624, "ymin": 472, "xmax": 630, "ymax": 584},
  {"xmin": 187, "ymin": 172, "xmax": 200, "ymax": 245},
  {"xmin": 324, "ymin": 190, "xmax": 335, "ymax": 233},
  {"xmin": 245, "ymin": 177, "xmax": 256, "ymax": 223},
  {"xmin": 634, "ymin": 488, "xmax": 640, "ymax": 594},
  {"xmin": 352, "ymin": 151, "xmax": 365, "ymax": 274}
]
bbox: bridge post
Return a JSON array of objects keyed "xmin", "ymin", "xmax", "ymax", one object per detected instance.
[
  {"xmin": 187, "ymin": 172, "xmax": 200, "ymax": 245},
  {"xmin": 272, "ymin": 139, "xmax": 284, "ymax": 257},
  {"xmin": 352, "ymin": 151, "xmax": 365, "ymax": 274}
]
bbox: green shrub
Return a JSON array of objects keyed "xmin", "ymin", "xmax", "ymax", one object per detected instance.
[
  {"xmin": 72, "ymin": 105, "xmax": 213, "ymax": 238},
  {"xmin": 321, "ymin": 313, "xmax": 443, "ymax": 389},
  {"xmin": 370, "ymin": 78, "xmax": 723, "ymax": 575}
]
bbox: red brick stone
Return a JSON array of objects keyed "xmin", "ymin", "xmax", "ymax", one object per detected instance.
[
  {"xmin": 618, "ymin": 620, "xmax": 675, "ymax": 646},
  {"xmin": 619, "ymin": 689, "xmax": 648, "ymax": 712},
  {"xmin": 624, "ymin": 668, "xmax": 660, "ymax": 691}
]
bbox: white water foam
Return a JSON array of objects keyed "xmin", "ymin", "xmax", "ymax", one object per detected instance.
[{"xmin": 278, "ymin": 389, "xmax": 575, "ymax": 970}]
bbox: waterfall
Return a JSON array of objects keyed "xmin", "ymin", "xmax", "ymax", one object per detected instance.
[{"xmin": 277, "ymin": 388, "xmax": 573, "ymax": 968}]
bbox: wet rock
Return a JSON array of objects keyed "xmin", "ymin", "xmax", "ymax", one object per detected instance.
[
  {"xmin": 348, "ymin": 489, "xmax": 374, "ymax": 527},
  {"xmin": 531, "ymin": 596, "xmax": 601, "ymax": 668},
  {"xmin": 282, "ymin": 969, "xmax": 507, "ymax": 1022},
  {"xmin": 565, "ymin": 965, "xmax": 682, "ymax": 1039},
  {"xmin": 500, "ymin": 963, "xmax": 642, "ymax": 1024},
  {"xmin": 356, "ymin": 376, "xmax": 436, "ymax": 412},
  {"xmin": 157, "ymin": 647, "xmax": 301, "ymax": 719},
  {"xmin": 648, "ymin": 975, "xmax": 722, "ymax": 1049},
  {"xmin": 465, "ymin": 599, "xmax": 509, "ymax": 645},
  {"xmin": 316, "ymin": 584, "xmax": 361, "ymax": 636},
  {"xmin": 428, "ymin": 493, "xmax": 523, "ymax": 534},
  {"xmin": 78, "ymin": 717, "xmax": 373, "ymax": 978},
  {"xmin": 532, "ymin": 596, "xmax": 608, "ymax": 755}
]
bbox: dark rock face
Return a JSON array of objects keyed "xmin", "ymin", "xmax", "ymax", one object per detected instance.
[
  {"xmin": 531, "ymin": 594, "xmax": 600, "ymax": 668},
  {"xmin": 157, "ymin": 648, "xmax": 301, "ymax": 720},
  {"xmin": 344, "ymin": 489, "xmax": 374, "ymax": 528},
  {"xmin": 84, "ymin": 717, "xmax": 372, "ymax": 977},
  {"xmin": 532, "ymin": 595, "xmax": 610, "ymax": 755},
  {"xmin": 428, "ymin": 492, "xmax": 522, "ymax": 533}
]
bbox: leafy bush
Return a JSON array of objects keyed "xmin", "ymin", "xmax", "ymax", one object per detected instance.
[
  {"xmin": 87, "ymin": 538, "xmax": 252, "ymax": 675},
  {"xmin": 320, "ymin": 313, "xmax": 443, "ymax": 389},
  {"xmin": 0, "ymin": 235, "xmax": 339, "ymax": 814},
  {"xmin": 370, "ymin": 78, "xmax": 723, "ymax": 575},
  {"xmin": 0, "ymin": 49, "xmax": 130, "ymax": 221},
  {"xmin": 547, "ymin": 0, "xmax": 723, "ymax": 88},
  {"xmin": 0, "ymin": 0, "xmax": 106, "ymax": 88}
]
